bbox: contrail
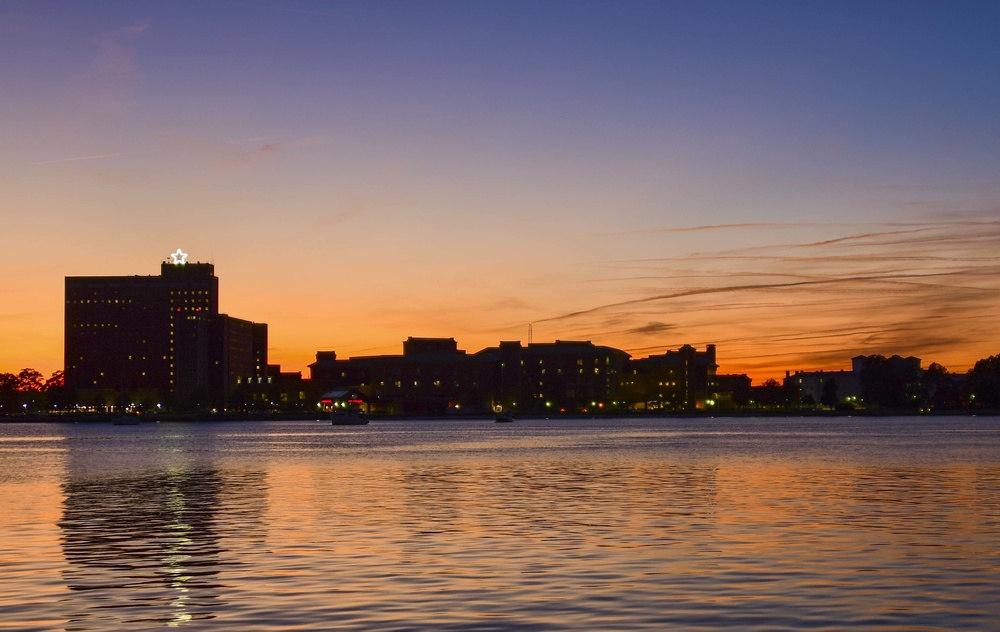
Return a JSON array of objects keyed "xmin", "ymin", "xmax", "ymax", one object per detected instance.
[{"xmin": 32, "ymin": 149, "xmax": 157, "ymax": 165}]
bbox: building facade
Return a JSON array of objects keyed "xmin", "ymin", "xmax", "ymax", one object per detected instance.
[
  {"xmin": 64, "ymin": 254, "xmax": 267, "ymax": 410},
  {"xmin": 626, "ymin": 344, "xmax": 719, "ymax": 412},
  {"xmin": 310, "ymin": 338, "xmax": 712, "ymax": 415}
]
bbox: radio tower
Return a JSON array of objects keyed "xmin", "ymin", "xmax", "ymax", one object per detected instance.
[{"xmin": 528, "ymin": 323, "xmax": 533, "ymax": 345}]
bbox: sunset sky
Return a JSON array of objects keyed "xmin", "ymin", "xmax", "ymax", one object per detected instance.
[{"xmin": 3, "ymin": 1, "xmax": 1000, "ymax": 382}]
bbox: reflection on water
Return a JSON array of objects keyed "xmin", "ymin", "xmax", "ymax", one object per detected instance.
[
  {"xmin": 59, "ymin": 469, "xmax": 267, "ymax": 629},
  {"xmin": 0, "ymin": 417, "xmax": 998, "ymax": 630}
]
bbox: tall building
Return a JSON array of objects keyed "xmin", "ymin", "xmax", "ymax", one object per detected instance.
[
  {"xmin": 64, "ymin": 251, "xmax": 267, "ymax": 409},
  {"xmin": 626, "ymin": 344, "xmax": 718, "ymax": 412}
]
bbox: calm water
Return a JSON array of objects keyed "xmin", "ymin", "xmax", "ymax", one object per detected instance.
[{"xmin": 1, "ymin": 416, "xmax": 998, "ymax": 631}]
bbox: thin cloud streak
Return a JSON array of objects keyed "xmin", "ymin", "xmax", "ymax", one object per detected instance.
[
  {"xmin": 32, "ymin": 149, "xmax": 159, "ymax": 165},
  {"xmin": 527, "ymin": 220, "xmax": 1000, "ymax": 380}
]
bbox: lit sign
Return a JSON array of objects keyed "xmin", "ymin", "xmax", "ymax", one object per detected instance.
[{"xmin": 169, "ymin": 249, "xmax": 189, "ymax": 265}]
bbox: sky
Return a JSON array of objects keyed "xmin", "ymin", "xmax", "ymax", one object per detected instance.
[{"xmin": 3, "ymin": 0, "xmax": 1000, "ymax": 382}]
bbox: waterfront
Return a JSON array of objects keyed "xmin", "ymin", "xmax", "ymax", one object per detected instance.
[{"xmin": 1, "ymin": 417, "xmax": 998, "ymax": 630}]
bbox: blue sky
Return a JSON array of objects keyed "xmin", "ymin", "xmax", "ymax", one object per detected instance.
[{"xmin": 3, "ymin": 1, "xmax": 1000, "ymax": 379}]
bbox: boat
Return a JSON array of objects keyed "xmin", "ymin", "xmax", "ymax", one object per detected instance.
[
  {"xmin": 331, "ymin": 408, "xmax": 369, "ymax": 425},
  {"xmin": 494, "ymin": 413, "xmax": 515, "ymax": 423}
]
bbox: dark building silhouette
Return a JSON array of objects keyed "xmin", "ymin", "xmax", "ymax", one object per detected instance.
[
  {"xmin": 64, "ymin": 255, "xmax": 267, "ymax": 409},
  {"xmin": 476, "ymin": 340, "xmax": 631, "ymax": 414},
  {"xmin": 785, "ymin": 368, "xmax": 860, "ymax": 406},
  {"xmin": 626, "ymin": 344, "xmax": 718, "ymax": 412},
  {"xmin": 713, "ymin": 373, "xmax": 753, "ymax": 410},
  {"xmin": 311, "ymin": 338, "xmax": 708, "ymax": 415},
  {"xmin": 311, "ymin": 337, "xmax": 494, "ymax": 415},
  {"xmin": 784, "ymin": 354, "xmax": 923, "ymax": 408}
]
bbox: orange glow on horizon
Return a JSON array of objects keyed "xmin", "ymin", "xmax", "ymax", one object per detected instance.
[{"xmin": 3, "ymin": 219, "xmax": 1000, "ymax": 384}]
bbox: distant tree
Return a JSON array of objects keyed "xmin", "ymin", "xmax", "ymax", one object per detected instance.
[
  {"xmin": 0, "ymin": 373, "xmax": 18, "ymax": 414},
  {"xmin": 968, "ymin": 354, "xmax": 1000, "ymax": 408},
  {"xmin": 859, "ymin": 355, "xmax": 918, "ymax": 409},
  {"xmin": 0, "ymin": 368, "xmax": 46, "ymax": 413},
  {"xmin": 42, "ymin": 370, "xmax": 75, "ymax": 410},
  {"xmin": 859, "ymin": 355, "xmax": 890, "ymax": 407},
  {"xmin": 16, "ymin": 368, "xmax": 44, "ymax": 393},
  {"xmin": 781, "ymin": 380, "xmax": 802, "ymax": 411},
  {"xmin": 42, "ymin": 370, "xmax": 65, "ymax": 391},
  {"xmin": 730, "ymin": 380, "xmax": 752, "ymax": 409},
  {"xmin": 820, "ymin": 378, "xmax": 839, "ymax": 408},
  {"xmin": 753, "ymin": 379, "xmax": 784, "ymax": 409},
  {"xmin": 920, "ymin": 363, "xmax": 959, "ymax": 409}
]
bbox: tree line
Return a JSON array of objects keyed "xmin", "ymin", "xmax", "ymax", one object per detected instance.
[{"xmin": 0, "ymin": 369, "xmax": 72, "ymax": 414}]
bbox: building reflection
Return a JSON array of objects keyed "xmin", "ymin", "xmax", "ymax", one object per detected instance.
[{"xmin": 59, "ymin": 463, "xmax": 267, "ymax": 629}]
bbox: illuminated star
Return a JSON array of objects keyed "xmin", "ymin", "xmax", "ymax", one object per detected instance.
[{"xmin": 169, "ymin": 249, "xmax": 188, "ymax": 265}]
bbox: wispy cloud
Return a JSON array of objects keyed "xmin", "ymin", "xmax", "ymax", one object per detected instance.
[
  {"xmin": 32, "ymin": 149, "xmax": 158, "ymax": 166},
  {"xmin": 169, "ymin": 134, "xmax": 329, "ymax": 171},
  {"xmin": 31, "ymin": 133, "xmax": 327, "ymax": 176},
  {"xmin": 529, "ymin": 219, "xmax": 1000, "ymax": 379}
]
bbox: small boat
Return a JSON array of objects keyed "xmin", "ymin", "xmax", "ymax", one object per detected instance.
[
  {"xmin": 331, "ymin": 409, "xmax": 369, "ymax": 425},
  {"xmin": 494, "ymin": 413, "xmax": 515, "ymax": 423}
]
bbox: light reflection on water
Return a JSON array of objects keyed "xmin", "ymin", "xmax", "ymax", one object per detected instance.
[{"xmin": 0, "ymin": 417, "xmax": 998, "ymax": 630}]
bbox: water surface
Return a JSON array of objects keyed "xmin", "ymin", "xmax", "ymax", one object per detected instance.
[{"xmin": 1, "ymin": 416, "xmax": 998, "ymax": 630}]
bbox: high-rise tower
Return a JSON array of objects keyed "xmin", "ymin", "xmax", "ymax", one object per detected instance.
[{"xmin": 64, "ymin": 251, "xmax": 266, "ymax": 408}]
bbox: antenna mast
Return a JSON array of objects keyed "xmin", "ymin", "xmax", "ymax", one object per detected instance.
[{"xmin": 528, "ymin": 323, "xmax": 533, "ymax": 345}]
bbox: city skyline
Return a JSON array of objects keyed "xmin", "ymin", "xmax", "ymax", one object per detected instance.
[{"xmin": 4, "ymin": 1, "xmax": 1000, "ymax": 382}]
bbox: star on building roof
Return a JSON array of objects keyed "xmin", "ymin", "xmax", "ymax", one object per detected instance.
[{"xmin": 169, "ymin": 248, "xmax": 188, "ymax": 265}]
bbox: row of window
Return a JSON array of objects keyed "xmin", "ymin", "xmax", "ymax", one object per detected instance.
[
  {"xmin": 236, "ymin": 376, "xmax": 274, "ymax": 384},
  {"xmin": 66, "ymin": 299, "xmax": 135, "ymax": 304},
  {"xmin": 520, "ymin": 357, "xmax": 614, "ymax": 366}
]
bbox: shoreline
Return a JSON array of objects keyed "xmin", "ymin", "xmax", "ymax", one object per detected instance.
[{"xmin": 3, "ymin": 409, "xmax": 999, "ymax": 423}]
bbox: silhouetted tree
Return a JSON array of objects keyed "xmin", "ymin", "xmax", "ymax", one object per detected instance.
[
  {"xmin": 968, "ymin": 354, "xmax": 1000, "ymax": 408},
  {"xmin": 42, "ymin": 370, "xmax": 74, "ymax": 410},
  {"xmin": 783, "ymin": 380, "xmax": 802, "ymax": 410},
  {"xmin": 0, "ymin": 368, "xmax": 49, "ymax": 413},
  {"xmin": 859, "ymin": 355, "xmax": 919, "ymax": 409},
  {"xmin": 42, "ymin": 370, "xmax": 64, "ymax": 391},
  {"xmin": 16, "ymin": 368, "xmax": 44, "ymax": 393},
  {"xmin": 752, "ymin": 378, "xmax": 782, "ymax": 409},
  {"xmin": 0, "ymin": 372, "xmax": 18, "ymax": 414},
  {"xmin": 920, "ymin": 363, "xmax": 960, "ymax": 409},
  {"xmin": 820, "ymin": 378, "xmax": 839, "ymax": 408},
  {"xmin": 730, "ymin": 380, "xmax": 752, "ymax": 409}
]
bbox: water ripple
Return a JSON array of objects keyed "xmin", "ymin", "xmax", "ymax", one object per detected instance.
[{"xmin": 0, "ymin": 417, "xmax": 998, "ymax": 629}]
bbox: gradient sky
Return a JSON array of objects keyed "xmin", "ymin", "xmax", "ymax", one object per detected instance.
[{"xmin": 3, "ymin": 1, "xmax": 1000, "ymax": 382}]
